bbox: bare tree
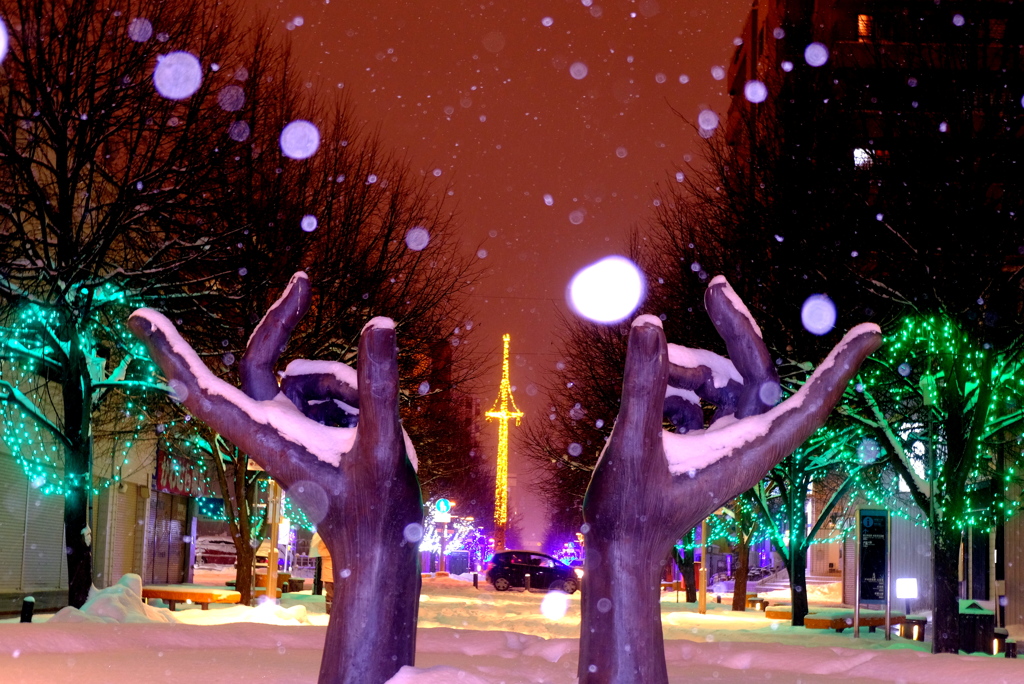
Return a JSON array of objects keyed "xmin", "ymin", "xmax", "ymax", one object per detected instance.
[
  {"xmin": 519, "ymin": 314, "xmax": 624, "ymax": 543},
  {"xmin": 0, "ymin": 0, "xmax": 264, "ymax": 607}
]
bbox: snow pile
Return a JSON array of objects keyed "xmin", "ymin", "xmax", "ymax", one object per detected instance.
[
  {"xmin": 759, "ymin": 581, "xmax": 842, "ymax": 604},
  {"xmin": 49, "ymin": 574, "xmax": 178, "ymax": 624},
  {"xmin": 250, "ymin": 599, "xmax": 312, "ymax": 625}
]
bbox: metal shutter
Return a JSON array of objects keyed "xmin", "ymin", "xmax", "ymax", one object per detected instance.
[
  {"xmin": 145, "ymin": 490, "xmax": 187, "ymax": 584},
  {"xmin": 0, "ymin": 450, "xmax": 28, "ymax": 591},
  {"xmin": 22, "ymin": 481, "xmax": 68, "ymax": 590},
  {"xmin": 106, "ymin": 484, "xmax": 142, "ymax": 586}
]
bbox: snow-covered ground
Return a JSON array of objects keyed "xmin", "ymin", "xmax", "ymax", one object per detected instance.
[{"xmin": 0, "ymin": 573, "xmax": 1019, "ymax": 683}]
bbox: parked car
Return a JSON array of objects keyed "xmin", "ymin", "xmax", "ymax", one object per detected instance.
[{"xmin": 484, "ymin": 550, "xmax": 580, "ymax": 593}]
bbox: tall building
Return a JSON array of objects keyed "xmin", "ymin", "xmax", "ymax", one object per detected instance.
[{"xmin": 720, "ymin": 0, "xmax": 1024, "ymax": 629}]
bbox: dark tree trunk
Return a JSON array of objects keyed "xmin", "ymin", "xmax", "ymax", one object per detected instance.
[
  {"xmin": 671, "ymin": 543, "xmax": 697, "ymax": 603},
  {"xmin": 678, "ymin": 531, "xmax": 697, "ymax": 603},
  {"xmin": 64, "ymin": 342, "xmax": 93, "ymax": 608},
  {"xmin": 731, "ymin": 534, "xmax": 750, "ymax": 612},
  {"xmin": 63, "ymin": 450, "xmax": 92, "ymax": 608},
  {"xmin": 931, "ymin": 522, "xmax": 962, "ymax": 654},
  {"xmin": 682, "ymin": 540, "xmax": 697, "ymax": 602},
  {"xmin": 234, "ymin": 543, "xmax": 255, "ymax": 606},
  {"xmin": 788, "ymin": 547, "xmax": 809, "ymax": 626}
]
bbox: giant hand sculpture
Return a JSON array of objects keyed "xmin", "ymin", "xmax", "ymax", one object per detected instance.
[
  {"xmin": 128, "ymin": 272, "xmax": 422, "ymax": 684},
  {"xmin": 579, "ymin": 276, "xmax": 881, "ymax": 683}
]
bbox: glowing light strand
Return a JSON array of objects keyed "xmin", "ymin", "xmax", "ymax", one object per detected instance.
[{"xmin": 485, "ymin": 334, "xmax": 523, "ymax": 551}]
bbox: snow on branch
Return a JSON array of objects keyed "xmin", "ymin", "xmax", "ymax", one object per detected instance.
[{"xmin": 0, "ymin": 380, "xmax": 73, "ymax": 450}]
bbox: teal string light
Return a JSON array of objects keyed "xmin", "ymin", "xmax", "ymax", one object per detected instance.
[{"xmin": 1, "ymin": 283, "xmax": 164, "ymax": 496}]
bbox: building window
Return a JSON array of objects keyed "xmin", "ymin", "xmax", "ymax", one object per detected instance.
[
  {"xmin": 853, "ymin": 148, "xmax": 888, "ymax": 169},
  {"xmin": 987, "ymin": 18, "xmax": 1006, "ymax": 42},
  {"xmin": 857, "ymin": 14, "xmax": 874, "ymax": 42}
]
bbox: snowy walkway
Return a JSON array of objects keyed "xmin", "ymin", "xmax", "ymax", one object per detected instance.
[{"xmin": 0, "ymin": 574, "xmax": 1018, "ymax": 683}]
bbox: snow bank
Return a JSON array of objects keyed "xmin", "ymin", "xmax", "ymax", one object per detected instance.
[
  {"xmin": 49, "ymin": 574, "xmax": 178, "ymax": 624},
  {"xmin": 4, "ymin": 575, "xmax": 1013, "ymax": 684}
]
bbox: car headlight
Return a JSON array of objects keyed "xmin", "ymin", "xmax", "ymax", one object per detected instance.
[{"xmin": 573, "ymin": 568, "xmax": 584, "ymax": 579}]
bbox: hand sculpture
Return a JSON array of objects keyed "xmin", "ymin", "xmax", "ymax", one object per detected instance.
[
  {"xmin": 129, "ymin": 272, "xmax": 422, "ymax": 684},
  {"xmin": 579, "ymin": 276, "xmax": 881, "ymax": 683}
]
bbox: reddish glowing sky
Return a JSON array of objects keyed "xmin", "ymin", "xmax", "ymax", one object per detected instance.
[{"xmin": 253, "ymin": 0, "xmax": 750, "ymax": 541}]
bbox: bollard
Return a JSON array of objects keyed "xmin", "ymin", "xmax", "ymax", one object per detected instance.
[
  {"xmin": 525, "ymin": 573, "xmax": 531, "ymax": 591},
  {"xmin": 473, "ymin": 572, "xmax": 479, "ymax": 589},
  {"xmin": 1006, "ymin": 639, "xmax": 1017, "ymax": 659},
  {"xmin": 21, "ymin": 596, "xmax": 35, "ymax": 623}
]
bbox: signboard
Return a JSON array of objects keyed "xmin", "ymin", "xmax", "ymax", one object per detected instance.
[
  {"xmin": 155, "ymin": 449, "xmax": 205, "ymax": 497},
  {"xmin": 435, "ymin": 498, "xmax": 452, "ymax": 523},
  {"xmin": 858, "ymin": 509, "xmax": 888, "ymax": 605}
]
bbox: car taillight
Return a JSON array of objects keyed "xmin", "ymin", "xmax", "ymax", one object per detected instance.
[{"xmin": 484, "ymin": 562, "xmax": 494, "ymax": 573}]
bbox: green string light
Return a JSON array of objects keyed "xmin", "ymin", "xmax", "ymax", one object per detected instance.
[{"xmin": 1, "ymin": 283, "xmax": 163, "ymax": 496}]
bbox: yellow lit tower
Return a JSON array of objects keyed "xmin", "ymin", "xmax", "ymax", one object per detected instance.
[{"xmin": 485, "ymin": 334, "xmax": 523, "ymax": 552}]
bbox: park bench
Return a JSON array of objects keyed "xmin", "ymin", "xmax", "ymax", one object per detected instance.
[
  {"xmin": 142, "ymin": 584, "xmax": 241, "ymax": 611},
  {"xmin": 804, "ymin": 610, "xmax": 905, "ymax": 633},
  {"xmin": 746, "ymin": 596, "xmax": 770, "ymax": 611},
  {"xmin": 765, "ymin": 606, "xmax": 803, "ymax": 621}
]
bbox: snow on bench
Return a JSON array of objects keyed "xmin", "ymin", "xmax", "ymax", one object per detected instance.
[
  {"xmin": 765, "ymin": 605, "xmax": 905, "ymax": 632},
  {"xmin": 142, "ymin": 584, "xmax": 242, "ymax": 611},
  {"xmin": 806, "ymin": 608, "xmax": 905, "ymax": 633}
]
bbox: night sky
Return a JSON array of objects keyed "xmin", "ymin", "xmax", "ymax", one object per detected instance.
[{"xmin": 252, "ymin": 0, "xmax": 751, "ymax": 542}]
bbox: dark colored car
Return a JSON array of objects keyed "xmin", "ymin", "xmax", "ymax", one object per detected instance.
[{"xmin": 484, "ymin": 550, "xmax": 580, "ymax": 594}]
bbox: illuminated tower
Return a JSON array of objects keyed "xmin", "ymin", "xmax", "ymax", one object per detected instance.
[{"xmin": 485, "ymin": 334, "xmax": 523, "ymax": 552}]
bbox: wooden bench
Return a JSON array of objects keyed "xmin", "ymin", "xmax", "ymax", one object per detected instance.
[
  {"xmin": 142, "ymin": 584, "xmax": 241, "ymax": 611},
  {"xmin": 765, "ymin": 606, "xmax": 801, "ymax": 621},
  {"xmin": 746, "ymin": 597, "xmax": 770, "ymax": 611},
  {"xmin": 225, "ymin": 581, "xmax": 283, "ymax": 600},
  {"xmin": 804, "ymin": 611, "xmax": 905, "ymax": 633}
]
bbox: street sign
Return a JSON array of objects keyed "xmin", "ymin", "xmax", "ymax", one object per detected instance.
[
  {"xmin": 858, "ymin": 509, "xmax": 889, "ymax": 604},
  {"xmin": 435, "ymin": 512, "xmax": 451, "ymax": 524},
  {"xmin": 435, "ymin": 499, "xmax": 452, "ymax": 513}
]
